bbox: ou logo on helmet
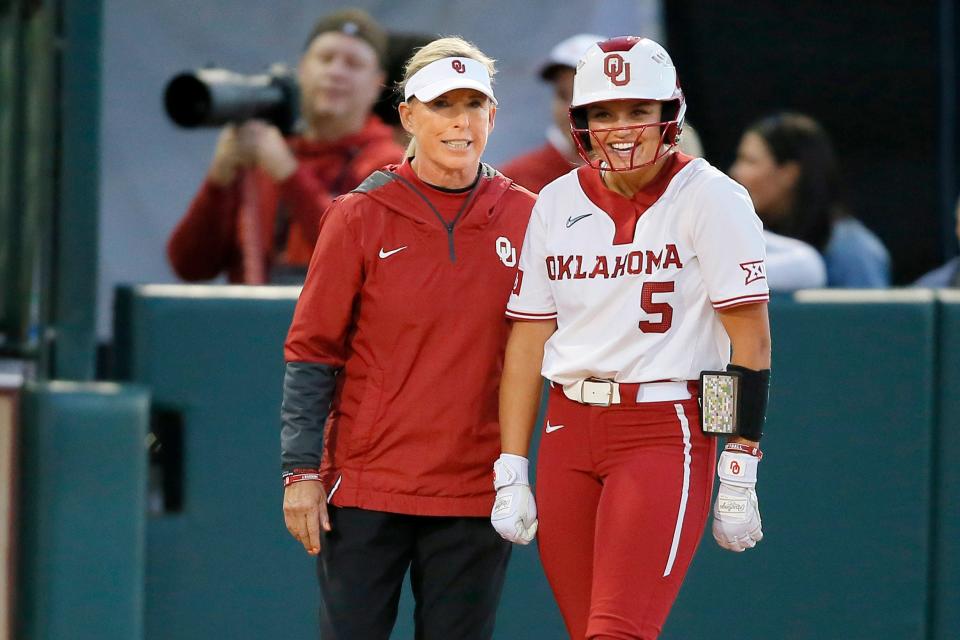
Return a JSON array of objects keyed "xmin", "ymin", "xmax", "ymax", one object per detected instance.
[
  {"xmin": 496, "ymin": 236, "xmax": 516, "ymax": 267},
  {"xmin": 603, "ymin": 53, "xmax": 631, "ymax": 87}
]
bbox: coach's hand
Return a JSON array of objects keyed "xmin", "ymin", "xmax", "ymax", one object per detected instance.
[
  {"xmin": 712, "ymin": 449, "xmax": 763, "ymax": 552},
  {"xmin": 283, "ymin": 480, "xmax": 330, "ymax": 556},
  {"xmin": 491, "ymin": 453, "xmax": 538, "ymax": 544}
]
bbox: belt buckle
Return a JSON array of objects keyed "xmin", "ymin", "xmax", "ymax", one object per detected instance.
[{"xmin": 581, "ymin": 378, "xmax": 614, "ymax": 407}]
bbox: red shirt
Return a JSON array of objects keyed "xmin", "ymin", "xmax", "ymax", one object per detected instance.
[
  {"xmin": 500, "ymin": 141, "xmax": 577, "ymax": 194},
  {"xmin": 284, "ymin": 161, "xmax": 536, "ymax": 516},
  {"xmin": 167, "ymin": 116, "xmax": 403, "ymax": 283}
]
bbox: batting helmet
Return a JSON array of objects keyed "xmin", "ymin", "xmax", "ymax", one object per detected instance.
[{"xmin": 569, "ymin": 36, "xmax": 686, "ymax": 171}]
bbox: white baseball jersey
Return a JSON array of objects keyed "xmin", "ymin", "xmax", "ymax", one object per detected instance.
[{"xmin": 506, "ymin": 155, "xmax": 769, "ymax": 385}]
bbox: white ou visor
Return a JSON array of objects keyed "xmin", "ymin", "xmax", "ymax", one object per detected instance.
[{"xmin": 404, "ymin": 57, "xmax": 498, "ymax": 105}]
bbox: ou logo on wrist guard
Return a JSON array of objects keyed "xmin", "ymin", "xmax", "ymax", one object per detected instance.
[
  {"xmin": 730, "ymin": 460, "xmax": 741, "ymax": 475},
  {"xmin": 496, "ymin": 236, "xmax": 517, "ymax": 267},
  {"xmin": 603, "ymin": 54, "xmax": 631, "ymax": 86}
]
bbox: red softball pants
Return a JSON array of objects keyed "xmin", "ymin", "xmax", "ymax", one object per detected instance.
[{"xmin": 536, "ymin": 384, "xmax": 716, "ymax": 640}]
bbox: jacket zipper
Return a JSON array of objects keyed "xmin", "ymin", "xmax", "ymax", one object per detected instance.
[
  {"xmin": 389, "ymin": 171, "xmax": 484, "ymax": 264},
  {"xmin": 445, "ymin": 223, "xmax": 456, "ymax": 262}
]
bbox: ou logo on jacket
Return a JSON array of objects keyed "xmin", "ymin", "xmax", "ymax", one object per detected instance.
[{"xmin": 496, "ymin": 236, "xmax": 516, "ymax": 267}]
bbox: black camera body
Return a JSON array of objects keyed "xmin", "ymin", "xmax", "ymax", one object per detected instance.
[{"xmin": 164, "ymin": 65, "xmax": 299, "ymax": 134}]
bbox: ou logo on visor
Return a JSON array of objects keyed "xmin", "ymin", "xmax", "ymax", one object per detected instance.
[
  {"xmin": 452, "ymin": 59, "xmax": 466, "ymax": 74},
  {"xmin": 496, "ymin": 236, "xmax": 516, "ymax": 267},
  {"xmin": 603, "ymin": 54, "xmax": 631, "ymax": 87}
]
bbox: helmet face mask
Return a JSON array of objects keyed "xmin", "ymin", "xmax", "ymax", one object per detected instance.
[
  {"xmin": 569, "ymin": 102, "xmax": 682, "ymax": 172},
  {"xmin": 568, "ymin": 37, "xmax": 686, "ymax": 172}
]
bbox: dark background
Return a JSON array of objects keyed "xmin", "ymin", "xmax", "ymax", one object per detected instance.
[{"xmin": 666, "ymin": 0, "xmax": 959, "ymax": 283}]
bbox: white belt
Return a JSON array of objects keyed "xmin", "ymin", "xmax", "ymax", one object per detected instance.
[{"xmin": 561, "ymin": 379, "xmax": 692, "ymax": 406}]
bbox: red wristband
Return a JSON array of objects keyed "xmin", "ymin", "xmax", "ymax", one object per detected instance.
[
  {"xmin": 283, "ymin": 472, "xmax": 322, "ymax": 487},
  {"xmin": 282, "ymin": 467, "xmax": 321, "ymax": 486},
  {"xmin": 724, "ymin": 442, "xmax": 763, "ymax": 460}
]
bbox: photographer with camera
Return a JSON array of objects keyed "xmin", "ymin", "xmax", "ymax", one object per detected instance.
[{"xmin": 167, "ymin": 8, "xmax": 403, "ymax": 284}]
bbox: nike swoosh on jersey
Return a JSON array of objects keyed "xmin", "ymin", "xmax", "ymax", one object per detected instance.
[
  {"xmin": 545, "ymin": 420, "xmax": 565, "ymax": 433},
  {"xmin": 566, "ymin": 214, "xmax": 592, "ymax": 228},
  {"xmin": 378, "ymin": 246, "xmax": 408, "ymax": 259}
]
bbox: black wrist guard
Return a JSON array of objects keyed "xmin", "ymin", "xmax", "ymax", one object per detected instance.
[
  {"xmin": 699, "ymin": 365, "xmax": 770, "ymax": 441},
  {"xmin": 727, "ymin": 364, "xmax": 770, "ymax": 441}
]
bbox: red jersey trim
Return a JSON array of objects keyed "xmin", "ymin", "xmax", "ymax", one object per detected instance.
[
  {"xmin": 576, "ymin": 152, "xmax": 693, "ymax": 245},
  {"xmin": 711, "ymin": 294, "xmax": 770, "ymax": 310},
  {"xmin": 505, "ymin": 309, "xmax": 558, "ymax": 321}
]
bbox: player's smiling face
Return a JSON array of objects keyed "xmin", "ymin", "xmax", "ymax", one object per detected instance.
[
  {"xmin": 399, "ymin": 88, "xmax": 496, "ymax": 188},
  {"xmin": 586, "ymin": 99, "xmax": 664, "ymax": 171}
]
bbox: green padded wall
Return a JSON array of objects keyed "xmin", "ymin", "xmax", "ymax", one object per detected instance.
[
  {"xmin": 113, "ymin": 285, "xmax": 566, "ymax": 640},
  {"xmin": 115, "ymin": 285, "xmax": 314, "ymax": 640},
  {"xmin": 663, "ymin": 291, "xmax": 937, "ymax": 640},
  {"xmin": 933, "ymin": 290, "xmax": 960, "ymax": 640},
  {"xmin": 18, "ymin": 381, "xmax": 148, "ymax": 640},
  {"xmin": 53, "ymin": 0, "xmax": 103, "ymax": 379}
]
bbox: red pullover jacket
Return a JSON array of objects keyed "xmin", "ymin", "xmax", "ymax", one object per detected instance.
[
  {"xmin": 168, "ymin": 116, "xmax": 402, "ymax": 283},
  {"xmin": 283, "ymin": 161, "xmax": 535, "ymax": 516}
]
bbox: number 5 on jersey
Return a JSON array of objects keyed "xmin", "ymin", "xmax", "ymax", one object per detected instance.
[{"xmin": 639, "ymin": 281, "xmax": 674, "ymax": 333}]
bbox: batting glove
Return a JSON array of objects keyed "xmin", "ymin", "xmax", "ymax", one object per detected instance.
[
  {"xmin": 491, "ymin": 453, "xmax": 538, "ymax": 545},
  {"xmin": 712, "ymin": 448, "xmax": 763, "ymax": 552}
]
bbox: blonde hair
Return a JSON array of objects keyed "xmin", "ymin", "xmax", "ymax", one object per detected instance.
[{"xmin": 399, "ymin": 36, "xmax": 497, "ymax": 157}]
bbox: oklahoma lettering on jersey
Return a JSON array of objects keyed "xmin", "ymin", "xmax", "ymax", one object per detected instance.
[
  {"xmin": 506, "ymin": 155, "xmax": 769, "ymax": 385},
  {"xmin": 547, "ymin": 244, "xmax": 682, "ymax": 280}
]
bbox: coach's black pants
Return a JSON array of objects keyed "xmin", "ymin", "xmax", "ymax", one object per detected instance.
[{"xmin": 317, "ymin": 506, "xmax": 511, "ymax": 640}]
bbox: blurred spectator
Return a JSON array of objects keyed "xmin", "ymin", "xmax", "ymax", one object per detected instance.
[
  {"xmin": 167, "ymin": 8, "xmax": 404, "ymax": 284},
  {"xmin": 914, "ymin": 194, "xmax": 960, "ymax": 287},
  {"xmin": 678, "ymin": 121, "xmax": 705, "ymax": 158},
  {"xmin": 500, "ymin": 33, "xmax": 705, "ymax": 194},
  {"xmin": 730, "ymin": 112, "xmax": 890, "ymax": 287},
  {"xmin": 499, "ymin": 34, "xmax": 604, "ymax": 193},
  {"xmin": 764, "ymin": 230, "xmax": 827, "ymax": 290},
  {"xmin": 373, "ymin": 31, "xmax": 436, "ymax": 149}
]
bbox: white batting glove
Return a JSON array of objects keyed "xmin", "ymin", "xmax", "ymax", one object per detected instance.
[
  {"xmin": 491, "ymin": 453, "xmax": 538, "ymax": 545},
  {"xmin": 712, "ymin": 449, "xmax": 763, "ymax": 552}
]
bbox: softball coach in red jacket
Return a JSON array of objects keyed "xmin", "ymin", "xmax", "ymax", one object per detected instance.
[{"xmin": 279, "ymin": 36, "xmax": 535, "ymax": 639}]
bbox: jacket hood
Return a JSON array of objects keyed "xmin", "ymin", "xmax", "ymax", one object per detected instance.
[{"xmin": 354, "ymin": 159, "xmax": 514, "ymax": 228}]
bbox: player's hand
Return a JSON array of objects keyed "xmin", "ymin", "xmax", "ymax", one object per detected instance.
[
  {"xmin": 491, "ymin": 453, "xmax": 538, "ymax": 545},
  {"xmin": 283, "ymin": 480, "xmax": 330, "ymax": 556},
  {"xmin": 240, "ymin": 120, "xmax": 298, "ymax": 181},
  {"xmin": 712, "ymin": 449, "xmax": 763, "ymax": 552}
]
